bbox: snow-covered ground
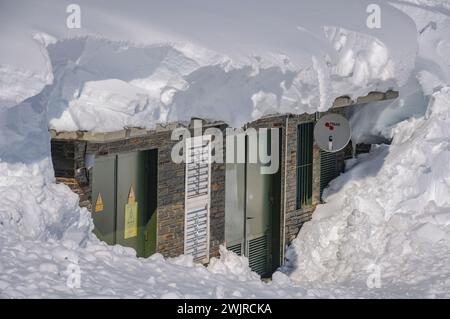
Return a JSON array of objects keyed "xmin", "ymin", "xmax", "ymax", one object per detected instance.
[{"xmin": 0, "ymin": 0, "xmax": 449, "ymax": 298}]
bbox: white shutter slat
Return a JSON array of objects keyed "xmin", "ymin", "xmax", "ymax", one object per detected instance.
[{"xmin": 184, "ymin": 135, "xmax": 211, "ymax": 263}]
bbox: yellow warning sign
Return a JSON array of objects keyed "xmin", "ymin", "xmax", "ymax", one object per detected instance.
[
  {"xmin": 95, "ymin": 193, "xmax": 104, "ymax": 212},
  {"xmin": 124, "ymin": 185, "xmax": 138, "ymax": 239},
  {"xmin": 127, "ymin": 186, "xmax": 136, "ymax": 204}
]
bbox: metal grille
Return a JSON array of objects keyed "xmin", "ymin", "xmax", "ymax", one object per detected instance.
[
  {"xmin": 248, "ymin": 235, "xmax": 269, "ymax": 276},
  {"xmin": 227, "ymin": 243, "xmax": 242, "ymax": 256},
  {"xmin": 184, "ymin": 136, "xmax": 211, "ymax": 263},
  {"xmin": 296, "ymin": 122, "xmax": 314, "ymax": 209},
  {"xmin": 320, "ymin": 150, "xmax": 338, "ymax": 200}
]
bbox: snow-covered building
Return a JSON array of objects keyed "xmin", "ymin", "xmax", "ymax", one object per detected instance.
[{"xmin": 50, "ymin": 90, "xmax": 397, "ymax": 277}]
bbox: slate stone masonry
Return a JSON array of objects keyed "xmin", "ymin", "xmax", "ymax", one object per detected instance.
[
  {"xmin": 51, "ymin": 112, "xmax": 346, "ymax": 263},
  {"xmin": 51, "ymin": 91, "xmax": 398, "ymax": 267},
  {"xmin": 51, "ymin": 123, "xmax": 227, "ymax": 260}
]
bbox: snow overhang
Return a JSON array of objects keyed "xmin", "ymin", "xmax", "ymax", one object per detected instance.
[{"xmin": 49, "ymin": 90, "xmax": 398, "ymax": 142}]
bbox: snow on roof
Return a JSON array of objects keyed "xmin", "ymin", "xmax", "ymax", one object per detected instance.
[{"xmin": 1, "ymin": 0, "xmax": 416, "ymax": 130}]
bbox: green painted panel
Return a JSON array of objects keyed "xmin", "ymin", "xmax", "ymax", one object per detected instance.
[
  {"xmin": 225, "ymin": 129, "xmax": 281, "ymax": 276},
  {"xmin": 92, "ymin": 150, "xmax": 158, "ymax": 258},
  {"xmin": 296, "ymin": 122, "xmax": 314, "ymax": 209},
  {"xmin": 245, "ymin": 130, "xmax": 272, "ymax": 276},
  {"xmin": 116, "ymin": 152, "xmax": 144, "ymax": 256},
  {"xmin": 92, "ymin": 155, "xmax": 116, "ymax": 245},
  {"xmin": 143, "ymin": 149, "xmax": 158, "ymax": 257}
]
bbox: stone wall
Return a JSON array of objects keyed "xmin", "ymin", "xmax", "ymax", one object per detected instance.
[
  {"xmin": 248, "ymin": 111, "xmax": 350, "ymax": 250},
  {"xmin": 51, "ymin": 123, "xmax": 226, "ymax": 260},
  {"xmin": 279, "ymin": 114, "xmax": 319, "ymax": 244},
  {"xmin": 246, "ymin": 113, "xmax": 321, "ymax": 256},
  {"xmin": 51, "ymin": 140, "xmax": 91, "ymax": 210},
  {"xmin": 51, "ymin": 110, "xmax": 350, "ymax": 265}
]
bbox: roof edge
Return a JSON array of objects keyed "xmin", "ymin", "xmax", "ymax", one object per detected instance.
[{"xmin": 50, "ymin": 90, "xmax": 399, "ymax": 142}]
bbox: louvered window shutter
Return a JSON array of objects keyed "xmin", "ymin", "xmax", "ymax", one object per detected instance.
[{"xmin": 184, "ymin": 135, "xmax": 211, "ymax": 263}]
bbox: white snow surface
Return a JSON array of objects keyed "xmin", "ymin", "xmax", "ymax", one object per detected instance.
[
  {"xmin": 283, "ymin": 1, "xmax": 450, "ymax": 297},
  {"xmin": 1, "ymin": 0, "xmax": 418, "ymax": 129},
  {"xmin": 285, "ymin": 88, "xmax": 450, "ymax": 298},
  {"xmin": 0, "ymin": 0, "xmax": 450, "ymax": 298}
]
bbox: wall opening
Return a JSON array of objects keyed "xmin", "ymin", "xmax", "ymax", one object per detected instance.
[
  {"xmin": 91, "ymin": 149, "xmax": 158, "ymax": 257},
  {"xmin": 225, "ymin": 129, "xmax": 281, "ymax": 277}
]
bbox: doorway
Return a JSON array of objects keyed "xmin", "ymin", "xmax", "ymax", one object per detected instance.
[
  {"xmin": 225, "ymin": 129, "xmax": 281, "ymax": 277},
  {"xmin": 91, "ymin": 149, "xmax": 158, "ymax": 257}
]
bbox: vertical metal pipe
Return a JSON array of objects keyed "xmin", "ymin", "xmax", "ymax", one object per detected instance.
[
  {"xmin": 243, "ymin": 132, "xmax": 248, "ymax": 256},
  {"xmin": 281, "ymin": 115, "xmax": 289, "ymax": 264}
]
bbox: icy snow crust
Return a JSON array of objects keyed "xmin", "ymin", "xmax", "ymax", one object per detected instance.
[{"xmin": 0, "ymin": 0, "xmax": 449, "ymax": 298}]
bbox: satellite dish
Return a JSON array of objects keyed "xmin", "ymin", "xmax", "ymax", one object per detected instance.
[{"xmin": 314, "ymin": 113, "xmax": 351, "ymax": 152}]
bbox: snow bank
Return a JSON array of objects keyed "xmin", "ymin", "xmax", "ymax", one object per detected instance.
[
  {"xmin": 0, "ymin": 238, "xmax": 281, "ymax": 298},
  {"xmin": 282, "ymin": 2, "xmax": 450, "ymax": 297},
  {"xmin": 207, "ymin": 246, "xmax": 260, "ymax": 282},
  {"xmin": 285, "ymin": 87, "xmax": 450, "ymax": 298},
  {"xmin": 349, "ymin": 0, "xmax": 450, "ymax": 144},
  {"xmin": 0, "ymin": 0, "xmax": 449, "ymax": 298}
]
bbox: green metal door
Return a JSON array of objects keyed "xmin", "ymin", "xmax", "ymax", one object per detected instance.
[
  {"xmin": 225, "ymin": 132, "xmax": 246, "ymax": 256},
  {"xmin": 245, "ymin": 130, "xmax": 272, "ymax": 277},
  {"xmin": 225, "ymin": 129, "xmax": 281, "ymax": 277},
  {"xmin": 92, "ymin": 155, "xmax": 116, "ymax": 245},
  {"xmin": 92, "ymin": 150, "xmax": 157, "ymax": 257},
  {"xmin": 116, "ymin": 152, "xmax": 143, "ymax": 255},
  {"xmin": 245, "ymin": 161, "xmax": 271, "ymax": 276}
]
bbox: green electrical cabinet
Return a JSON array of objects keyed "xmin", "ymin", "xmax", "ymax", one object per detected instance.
[
  {"xmin": 91, "ymin": 149, "xmax": 158, "ymax": 258},
  {"xmin": 245, "ymin": 156, "xmax": 273, "ymax": 276},
  {"xmin": 92, "ymin": 155, "xmax": 116, "ymax": 245}
]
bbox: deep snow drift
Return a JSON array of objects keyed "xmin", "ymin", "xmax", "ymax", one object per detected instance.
[
  {"xmin": 0, "ymin": 0, "xmax": 449, "ymax": 298},
  {"xmin": 286, "ymin": 89, "xmax": 450, "ymax": 297},
  {"xmin": 283, "ymin": 1, "xmax": 450, "ymax": 297},
  {"xmin": 1, "ymin": 0, "xmax": 417, "ymax": 130}
]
